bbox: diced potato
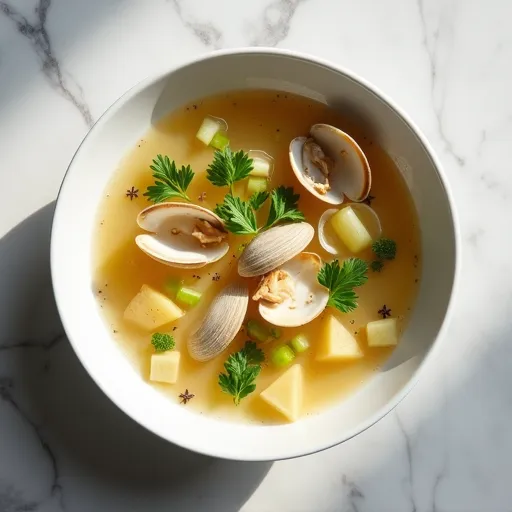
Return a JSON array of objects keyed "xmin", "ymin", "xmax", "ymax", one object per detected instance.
[
  {"xmin": 331, "ymin": 206, "xmax": 372, "ymax": 253},
  {"xmin": 366, "ymin": 318, "xmax": 398, "ymax": 347},
  {"xmin": 316, "ymin": 314, "xmax": 363, "ymax": 361},
  {"xmin": 260, "ymin": 364, "xmax": 303, "ymax": 422},
  {"xmin": 123, "ymin": 284, "xmax": 184, "ymax": 330},
  {"xmin": 150, "ymin": 351, "xmax": 181, "ymax": 384}
]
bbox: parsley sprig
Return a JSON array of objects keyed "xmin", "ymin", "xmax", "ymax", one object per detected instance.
[
  {"xmin": 144, "ymin": 155, "xmax": 194, "ymax": 203},
  {"xmin": 318, "ymin": 258, "xmax": 368, "ymax": 313},
  {"xmin": 215, "ymin": 186, "xmax": 304, "ymax": 236},
  {"xmin": 218, "ymin": 341, "xmax": 265, "ymax": 405},
  {"xmin": 151, "ymin": 332, "xmax": 175, "ymax": 352},
  {"xmin": 264, "ymin": 186, "xmax": 305, "ymax": 229},
  {"xmin": 207, "ymin": 147, "xmax": 253, "ymax": 194},
  {"xmin": 371, "ymin": 238, "xmax": 397, "ymax": 272}
]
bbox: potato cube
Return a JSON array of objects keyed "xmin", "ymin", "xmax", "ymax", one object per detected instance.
[
  {"xmin": 150, "ymin": 351, "xmax": 181, "ymax": 384},
  {"xmin": 366, "ymin": 318, "xmax": 398, "ymax": 347},
  {"xmin": 316, "ymin": 314, "xmax": 363, "ymax": 361},
  {"xmin": 260, "ymin": 364, "xmax": 303, "ymax": 422},
  {"xmin": 124, "ymin": 284, "xmax": 184, "ymax": 330},
  {"xmin": 331, "ymin": 206, "xmax": 372, "ymax": 253}
]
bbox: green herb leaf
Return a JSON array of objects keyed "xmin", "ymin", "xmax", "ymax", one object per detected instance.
[
  {"xmin": 372, "ymin": 238, "xmax": 397, "ymax": 261},
  {"xmin": 214, "ymin": 194, "xmax": 259, "ymax": 235},
  {"xmin": 206, "ymin": 148, "xmax": 253, "ymax": 190},
  {"xmin": 151, "ymin": 332, "xmax": 175, "ymax": 352},
  {"xmin": 143, "ymin": 155, "xmax": 194, "ymax": 203},
  {"xmin": 264, "ymin": 186, "xmax": 305, "ymax": 229},
  {"xmin": 218, "ymin": 341, "xmax": 265, "ymax": 405},
  {"xmin": 318, "ymin": 258, "xmax": 368, "ymax": 313},
  {"xmin": 249, "ymin": 191, "xmax": 269, "ymax": 211}
]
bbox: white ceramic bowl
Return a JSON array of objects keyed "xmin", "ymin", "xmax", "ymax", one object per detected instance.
[{"xmin": 51, "ymin": 49, "xmax": 459, "ymax": 461}]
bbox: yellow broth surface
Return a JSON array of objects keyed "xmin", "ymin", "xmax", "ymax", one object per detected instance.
[{"xmin": 93, "ymin": 90, "xmax": 421, "ymax": 424}]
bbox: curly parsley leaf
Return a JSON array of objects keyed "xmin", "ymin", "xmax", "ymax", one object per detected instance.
[
  {"xmin": 214, "ymin": 194, "xmax": 259, "ymax": 235},
  {"xmin": 249, "ymin": 191, "xmax": 269, "ymax": 211},
  {"xmin": 264, "ymin": 186, "xmax": 305, "ymax": 229},
  {"xmin": 206, "ymin": 147, "xmax": 253, "ymax": 191},
  {"xmin": 318, "ymin": 258, "xmax": 368, "ymax": 313},
  {"xmin": 372, "ymin": 238, "xmax": 397, "ymax": 261},
  {"xmin": 218, "ymin": 341, "xmax": 265, "ymax": 405},
  {"xmin": 143, "ymin": 155, "xmax": 194, "ymax": 203},
  {"xmin": 151, "ymin": 332, "xmax": 175, "ymax": 352}
]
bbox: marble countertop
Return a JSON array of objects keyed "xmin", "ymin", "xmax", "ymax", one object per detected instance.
[{"xmin": 0, "ymin": 0, "xmax": 511, "ymax": 510}]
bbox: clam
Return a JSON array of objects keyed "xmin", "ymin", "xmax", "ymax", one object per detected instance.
[
  {"xmin": 289, "ymin": 123, "xmax": 371, "ymax": 204},
  {"xmin": 188, "ymin": 282, "xmax": 249, "ymax": 361},
  {"xmin": 255, "ymin": 252, "xmax": 329, "ymax": 328},
  {"xmin": 238, "ymin": 222, "xmax": 314, "ymax": 277},
  {"xmin": 318, "ymin": 204, "xmax": 382, "ymax": 255},
  {"xmin": 135, "ymin": 202, "xmax": 229, "ymax": 268}
]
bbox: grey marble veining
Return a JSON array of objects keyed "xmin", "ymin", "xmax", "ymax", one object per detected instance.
[{"xmin": 0, "ymin": 0, "xmax": 511, "ymax": 510}]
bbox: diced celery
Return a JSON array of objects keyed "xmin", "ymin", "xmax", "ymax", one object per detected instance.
[
  {"xmin": 271, "ymin": 345, "xmax": 296, "ymax": 367},
  {"xmin": 210, "ymin": 132, "xmax": 230, "ymax": 150},
  {"xmin": 247, "ymin": 177, "xmax": 268, "ymax": 196},
  {"xmin": 331, "ymin": 206, "xmax": 373, "ymax": 253},
  {"xmin": 196, "ymin": 117, "xmax": 222, "ymax": 146},
  {"xmin": 165, "ymin": 277, "xmax": 183, "ymax": 297},
  {"xmin": 247, "ymin": 319, "xmax": 271, "ymax": 343},
  {"xmin": 176, "ymin": 286, "xmax": 202, "ymax": 307},
  {"xmin": 249, "ymin": 158, "xmax": 271, "ymax": 178},
  {"xmin": 290, "ymin": 334, "xmax": 310, "ymax": 353}
]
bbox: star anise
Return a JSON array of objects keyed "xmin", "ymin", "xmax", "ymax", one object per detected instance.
[
  {"xmin": 363, "ymin": 194, "xmax": 375, "ymax": 206},
  {"xmin": 179, "ymin": 389, "xmax": 195, "ymax": 404},
  {"xmin": 126, "ymin": 186, "xmax": 139, "ymax": 200},
  {"xmin": 378, "ymin": 305, "xmax": 392, "ymax": 319}
]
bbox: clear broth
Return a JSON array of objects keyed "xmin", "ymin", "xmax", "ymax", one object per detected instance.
[{"xmin": 93, "ymin": 90, "xmax": 421, "ymax": 424}]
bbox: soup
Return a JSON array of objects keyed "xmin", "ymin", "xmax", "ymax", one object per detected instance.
[{"xmin": 93, "ymin": 90, "xmax": 421, "ymax": 425}]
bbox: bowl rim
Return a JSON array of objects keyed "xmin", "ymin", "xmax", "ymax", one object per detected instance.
[{"xmin": 50, "ymin": 47, "xmax": 460, "ymax": 461}]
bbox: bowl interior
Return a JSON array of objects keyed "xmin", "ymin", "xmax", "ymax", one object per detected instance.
[{"xmin": 51, "ymin": 51, "xmax": 457, "ymax": 461}]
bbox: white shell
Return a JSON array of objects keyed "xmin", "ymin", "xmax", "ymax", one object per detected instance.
[
  {"xmin": 238, "ymin": 222, "xmax": 314, "ymax": 277},
  {"xmin": 318, "ymin": 204, "xmax": 382, "ymax": 255},
  {"xmin": 289, "ymin": 124, "xmax": 371, "ymax": 204},
  {"xmin": 258, "ymin": 252, "xmax": 329, "ymax": 327},
  {"xmin": 188, "ymin": 282, "xmax": 249, "ymax": 362},
  {"xmin": 135, "ymin": 202, "xmax": 229, "ymax": 268}
]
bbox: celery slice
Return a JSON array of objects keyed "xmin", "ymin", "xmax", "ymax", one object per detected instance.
[
  {"xmin": 271, "ymin": 345, "xmax": 296, "ymax": 367},
  {"xmin": 165, "ymin": 277, "xmax": 183, "ymax": 297},
  {"xmin": 247, "ymin": 177, "xmax": 268, "ymax": 196},
  {"xmin": 210, "ymin": 132, "xmax": 230, "ymax": 150},
  {"xmin": 196, "ymin": 117, "xmax": 222, "ymax": 146},
  {"xmin": 290, "ymin": 334, "xmax": 310, "ymax": 353},
  {"xmin": 176, "ymin": 286, "xmax": 202, "ymax": 307}
]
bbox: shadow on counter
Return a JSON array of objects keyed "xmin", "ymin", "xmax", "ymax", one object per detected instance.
[{"xmin": 0, "ymin": 202, "xmax": 272, "ymax": 512}]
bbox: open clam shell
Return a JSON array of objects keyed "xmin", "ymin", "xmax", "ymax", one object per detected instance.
[
  {"xmin": 318, "ymin": 204, "xmax": 382, "ymax": 255},
  {"xmin": 188, "ymin": 282, "xmax": 249, "ymax": 362},
  {"xmin": 257, "ymin": 252, "xmax": 329, "ymax": 328},
  {"xmin": 238, "ymin": 222, "xmax": 314, "ymax": 278},
  {"xmin": 289, "ymin": 123, "xmax": 371, "ymax": 204},
  {"xmin": 135, "ymin": 202, "xmax": 229, "ymax": 269}
]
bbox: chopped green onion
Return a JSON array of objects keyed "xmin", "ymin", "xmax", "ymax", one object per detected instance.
[
  {"xmin": 196, "ymin": 116, "xmax": 225, "ymax": 146},
  {"xmin": 209, "ymin": 132, "xmax": 230, "ymax": 150},
  {"xmin": 290, "ymin": 333, "xmax": 310, "ymax": 353},
  {"xmin": 246, "ymin": 319, "xmax": 271, "ymax": 343},
  {"xmin": 165, "ymin": 277, "xmax": 183, "ymax": 297},
  {"xmin": 271, "ymin": 345, "xmax": 295, "ymax": 367},
  {"xmin": 176, "ymin": 286, "xmax": 202, "ymax": 307},
  {"xmin": 247, "ymin": 177, "xmax": 268, "ymax": 196}
]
